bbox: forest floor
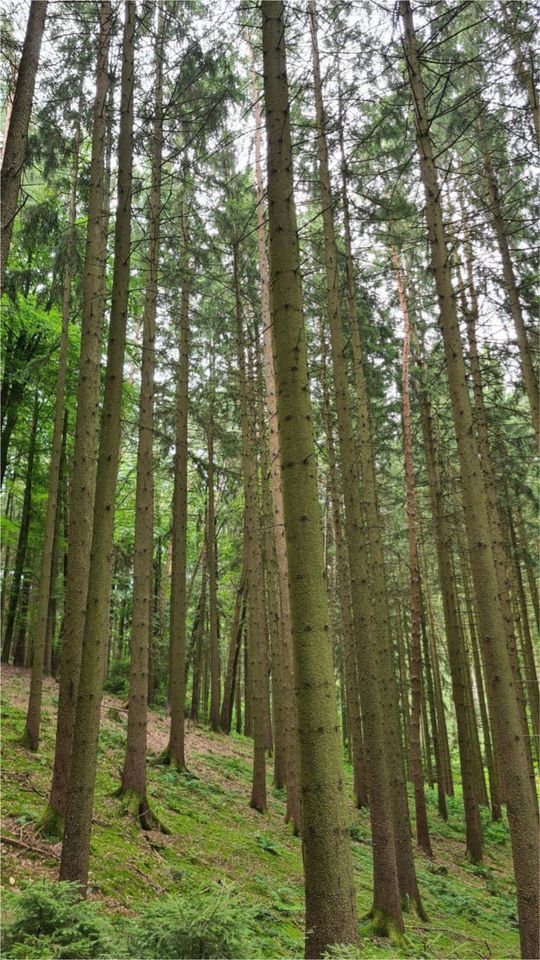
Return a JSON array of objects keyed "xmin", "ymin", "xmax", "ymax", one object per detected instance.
[{"xmin": 1, "ymin": 666, "xmax": 521, "ymax": 959}]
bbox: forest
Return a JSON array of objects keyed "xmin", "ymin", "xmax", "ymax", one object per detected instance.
[{"xmin": 0, "ymin": 1, "xmax": 538, "ymax": 958}]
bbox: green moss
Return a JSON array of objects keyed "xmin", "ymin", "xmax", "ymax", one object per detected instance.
[{"xmin": 0, "ymin": 671, "xmax": 522, "ymax": 960}]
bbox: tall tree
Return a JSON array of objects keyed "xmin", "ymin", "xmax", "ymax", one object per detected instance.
[
  {"xmin": 118, "ymin": 2, "xmax": 164, "ymax": 823},
  {"xmin": 309, "ymin": 4, "xmax": 404, "ymax": 935},
  {"xmin": 163, "ymin": 172, "xmax": 191, "ymax": 769},
  {"xmin": 58, "ymin": 0, "xmax": 135, "ymax": 872},
  {"xmin": 1, "ymin": 0, "xmax": 48, "ymax": 288},
  {"xmin": 44, "ymin": 0, "xmax": 113, "ymax": 834},
  {"xmin": 400, "ymin": 6, "xmax": 539, "ymax": 954},
  {"xmin": 394, "ymin": 249, "xmax": 432, "ymax": 857},
  {"xmin": 22, "ymin": 120, "xmax": 80, "ymax": 749},
  {"xmin": 261, "ymin": 3, "xmax": 358, "ymax": 954}
]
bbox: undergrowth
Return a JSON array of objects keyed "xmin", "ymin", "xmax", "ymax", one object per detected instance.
[{"xmin": 0, "ymin": 668, "xmax": 522, "ymax": 959}]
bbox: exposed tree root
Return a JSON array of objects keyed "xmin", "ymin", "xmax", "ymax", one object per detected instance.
[
  {"xmin": 401, "ymin": 893, "xmax": 429, "ymax": 923},
  {"xmin": 117, "ymin": 788, "xmax": 171, "ymax": 834},
  {"xmin": 364, "ymin": 906, "xmax": 406, "ymax": 946},
  {"xmin": 37, "ymin": 804, "xmax": 64, "ymax": 841}
]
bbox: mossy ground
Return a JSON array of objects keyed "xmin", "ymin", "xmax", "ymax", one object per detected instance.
[{"xmin": 1, "ymin": 666, "xmax": 521, "ymax": 958}]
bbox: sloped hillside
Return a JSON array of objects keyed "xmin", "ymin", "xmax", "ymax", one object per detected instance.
[{"xmin": 1, "ymin": 667, "xmax": 520, "ymax": 959}]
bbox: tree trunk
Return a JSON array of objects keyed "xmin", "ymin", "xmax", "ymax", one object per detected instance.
[
  {"xmin": 338, "ymin": 86, "xmax": 422, "ymax": 917},
  {"xmin": 57, "ymin": 2, "xmax": 134, "ymax": 873},
  {"xmin": 2, "ymin": 387, "xmax": 39, "ymax": 664},
  {"xmin": 248, "ymin": 36, "xmax": 301, "ymax": 831},
  {"xmin": 478, "ymin": 127, "xmax": 539, "ymax": 445},
  {"xmin": 190, "ymin": 566, "xmax": 207, "ymax": 724},
  {"xmin": 118, "ymin": 4, "xmax": 163, "ymax": 824},
  {"xmin": 395, "ymin": 250, "xmax": 432, "ymax": 857},
  {"xmin": 165, "ymin": 174, "xmax": 191, "ymax": 767},
  {"xmin": 207, "ymin": 394, "xmax": 221, "ymax": 732},
  {"xmin": 320, "ymin": 326, "xmax": 368, "ymax": 810},
  {"xmin": 233, "ymin": 242, "xmax": 267, "ymax": 813},
  {"xmin": 220, "ymin": 536, "xmax": 247, "ymax": 735},
  {"xmin": 309, "ymin": 5, "xmax": 404, "ymax": 937},
  {"xmin": 262, "ymin": 4, "xmax": 359, "ymax": 953},
  {"xmin": 47, "ymin": 2, "xmax": 113, "ymax": 840},
  {"xmin": 23, "ymin": 121, "xmax": 79, "ymax": 748},
  {"xmin": 455, "ymin": 228, "xmax": 536, "ymax": 792},
  {"xmin": 0, "ymin": 0, "xmax": 48, "ymax": 289},
  {"xmin": 401, "ymin": 7, "xmax": 539, "ymax": 952}
]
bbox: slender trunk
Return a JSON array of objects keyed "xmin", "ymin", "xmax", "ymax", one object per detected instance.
[
  {"xmin": 401, "ymin": 7, "xmax": 539, "ymax": 950},
  {"xmin": 0, "ymin": 0, "xmax": 48, "ymax": 288},
  {"xmin": 320, "ymin": 328, "xmax": 368, "ymax": 809},
  {"xmin": 478, "ymin": 128, "xmax": 539, "ymax": 444},
  {"xmin": 517, "ymin": 506, "xmax": 539, "ymax": 632},
  {"xmin": 165, "ymin": 176, "xmax": 190, "ymax": 766},
  {"xmin": 23, "ymin": 122, "xmax": 79, "ymax": 748},
  {"xmin": 207, "ymin": 396, "xmax": 220, "ymax": 732},
  {"xmin": 508, "ymin": 509, "xmax": 539, "ymax": 760},
  {"xmin": 309, "ymin": 5, "xmax": 403, "ymax": 935},
  {"xmin": 44, "ymin": 417, "xmax": 67, "ymax": 677},
  {"xmin": 458, "ymin": 545, "xmax": 503, "ymax": 820},
  {"xmin": 339, "ymin": 86, "xmax": 422, "ymax": 915},
  {"xmin": 420, "ymin": 607, "xmax": 446, "ymax": 818},
  {"xmin": 119, "ymin": 5, "xmax": 162, "ymax": 821},
  {"xmin": 2, "ymin": 388, "xmax": 39, "ymax": 664},
  {"xmin": 248, "ymin": 35, "xmax": 301, "ymax": 830},
  {"xmin": 395, "ymin": 250, "xmax": 432, "ymax": 857},
  {"xmin": 235, "ymin": 631, "xmax": 243, "ymax": 735},
  {"xmin": 13, "ymin": 572, "xmax": 33, "ymax": 667},
  {"xmin": 48, "ymin": 2, "xmax": 113, "ymax": 835},
  {"xmin": 262, "ymin": 4, "xmax": 359, "ymax": 952},
  {"xmin": 220, "ymin": 535, "xmax": 247, "ymax": 734},
  {"xmin": 58, "ymin": 2, "xmax": 135, "ymax": 872},
  {"xmin": 190, "ymin": 567, "xmax": 207, "ymax": 723},
  {"xmin": 232, "ymin": 242, "xmax": 267, "ymax": 812}
]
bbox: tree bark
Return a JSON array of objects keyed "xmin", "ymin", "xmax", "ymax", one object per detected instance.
[
  {"xmin": 233, "ymin": 241, "xmax": 267, "ymax": 814},
  {"xmin": 48, "ymin": 2, "xmax": 113, "ymax": 837},
  {"xmin": 58, "ymin": 1, "xmax": 135, "ymax": 873},
  {"xmin": 0, "ymin": 0, "xmax": 48, "ymax": 289},
  {"xmin": 339, "ymin": 88, "xmax": 423, "ymax": 916},
  {"xmin": 207, "ymin": 390, "xmax": 221, "ymax": 733},
  {"xmin": 23, "ymin": 120, "xmax": 79, "ymax": 748},
  {"xmin": 248, "ymin": 36, "xmax": 301, "ymax": 831},
  {"xmin": 118, "ymin": 4, "xmax": 163, "ymax": 822},
  {"xmin": 262, "ymin": 4, "xmax": 359, "ymax": 954},
  {"xmin": 2, "ymin": 388, "xmax": 39, "ymax": 664},
  {"xmin": 394, "ymin": 250, "xmax": 432, "ymax": 857},
  {"xmin": 164, "ymin": 174, "xmax": 191, "ymax": 767},
  {"xmin": 401, "ymin": 7, "xmax": 539, "ymax": 952}
]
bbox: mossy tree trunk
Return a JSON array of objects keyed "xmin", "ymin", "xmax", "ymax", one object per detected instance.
[
  {"xmin": 248, "ymin": 37, "xmax": 301, "ymax": 830},
  {"xmin": 262, "ymin": 4, "xmax": 359, "ymax": 954},
  {"xmin": 58, "ymin": 0, "xmax": 135, "ymax": 874},
  {"xmin": 47, "ymin": 1, "xmax": 113, "ymax": 835}
]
